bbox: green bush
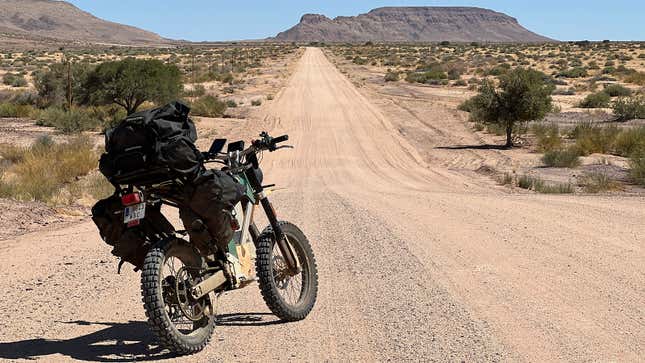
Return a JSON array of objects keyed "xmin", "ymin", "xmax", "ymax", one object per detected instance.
[
  {"xmin": 2, "ymin": 73, "xmax": 27, "ymax": 87},
  {"xmin": 34, "ymin": 107, "xmax": 101, "ymax": 133},
  {"xmin": 384, "ymin": 71, "xmax": 399, "ymax": 82},
  {"xmin": 612, "ymin": 95, "xmax": 645, "ymax": 121},
  {"xmin": 542, "ymin": 147, "xmax": 581, "ymax": 167},
  {"xmin": 558, "ymin": 67, "xmax": 588, "ymax": 78},
  {"xmin": 0, "ymin": 103, "xmax": 35, "ymax": 118},
  {"xmin": 251, "ymin": 99, "xmax": 262, "ymax": 106},
  {"xmin": 406, "ymin": 69, "xmax": 448, "ymax": 84},
  {"xmin": 579, "ymin": 91, "xmax": 611, "ymax": 108},
  {"xmin": 190, "ymin": 95, "xmax": 227, "ymax": 117},
  {"xmin": 603, "ymin": 84, "xmax": 631, "ymax": 97},
  {"xmin": 352, "ymin": 57, "xmax": 368, "ymax": 65},
  {"xmin": 226, "ymin": 100, "xmax": 237, "ymax": 108}
]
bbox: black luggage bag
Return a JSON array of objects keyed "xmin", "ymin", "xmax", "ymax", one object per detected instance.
[{"xmin": 99, "ymin": 101, "xmax": 202, "ymax": 186}]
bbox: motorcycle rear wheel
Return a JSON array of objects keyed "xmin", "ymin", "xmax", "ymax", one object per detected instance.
[
  {"xmin": 256, "ymin": 221, "xmax": 318, "ymax": 321},
  {"xmin": 141, "ymin": 238, "xmax": 215, "ymax": 355}
]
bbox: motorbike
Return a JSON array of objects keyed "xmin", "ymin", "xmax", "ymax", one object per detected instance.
[{"xmin": 118, "ymin": 132, "xmax": 318, "ymax": 354}]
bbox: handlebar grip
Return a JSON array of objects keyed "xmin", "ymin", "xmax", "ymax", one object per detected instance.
[{"xmin": 273, "ymin": 135, "xmax": 289, "ymax": 144}]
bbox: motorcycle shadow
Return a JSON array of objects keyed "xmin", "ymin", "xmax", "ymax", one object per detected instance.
[{"xmin": 0, "ymin": 320, "xmax": 176, "ymax": 362}]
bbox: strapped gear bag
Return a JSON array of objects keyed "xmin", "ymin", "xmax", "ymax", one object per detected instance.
[{"xmin": 99, "ymin": 101, "xmax": 202, "ymax": 186}]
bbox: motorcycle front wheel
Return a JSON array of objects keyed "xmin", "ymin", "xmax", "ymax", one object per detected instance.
[{"xmin": 256, "ymin": 221, "xmax": 319, "ymax": 321}]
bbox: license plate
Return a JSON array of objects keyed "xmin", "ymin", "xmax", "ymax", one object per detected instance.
[{"xmin": 124, "ymin": 203, "xmax": 146, "ymax": 224}]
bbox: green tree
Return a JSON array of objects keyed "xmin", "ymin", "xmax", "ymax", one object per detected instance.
[
  {"xmin": 86, "ymin": 58, "xmax": 181, "ymax": 115},
  {"xmin": 466, "ymin": 68, "xmax": 554, "ymax": 147}
]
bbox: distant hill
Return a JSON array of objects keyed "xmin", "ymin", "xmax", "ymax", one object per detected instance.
[
  {"xmin": 273, "ymin": 7, "xmax": 554, "ymax": 43},
  {"xmin": 0, "ymin": 0, "xmax": 168, "ymax": 45}
]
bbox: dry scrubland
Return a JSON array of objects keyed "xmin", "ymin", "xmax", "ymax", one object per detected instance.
[
  {"xmin": 0, "ymin": 44, "xmax": 302, "ymax": 238},
  {"xmin": 325, "ymin": 41, "xmax": 645, "ymax": 194},
  {"xmin": 1, "ymin": 41, "xmax": 644, "ymax": 238}
]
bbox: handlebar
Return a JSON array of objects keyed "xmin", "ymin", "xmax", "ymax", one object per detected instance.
[
  {"xmin": 202, "ymin": 132, "xmax": 290, "ymax": 170},
  {"xmin": 252, "ymin": 132, "xmax": 289, "ymax": 152}
]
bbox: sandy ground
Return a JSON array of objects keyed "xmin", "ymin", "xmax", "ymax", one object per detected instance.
[{"xmin": 0, "ymin": 48, "xmax": 643, "ymax": 362}]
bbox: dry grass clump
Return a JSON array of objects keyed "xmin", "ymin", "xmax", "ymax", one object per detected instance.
[
  {"xmin": 542, "ymin": 148, "xmax": 581, "ymax": 168},
  {"xmin": 0, "ymin": 135, "xmax": 98, "ymax": 203},
  {"xmin": 581, "ymin": 172, "xmax": 623, "ymax": 193},
  {"xmin": 501, "ymin": 173, "xmax": 574, "ymax": 194},
  {"xmin": 629, "ymin": 151, "xmax": 645, "ymax": 186}
]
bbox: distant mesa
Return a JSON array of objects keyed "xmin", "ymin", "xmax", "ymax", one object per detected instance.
[
  {"xmin": 0, "ymin": 0, "xmax": 168, "ymax": 45},
  {"xmin": 273, "ymin": 7, "xmax": 554, "ymax": 43}
]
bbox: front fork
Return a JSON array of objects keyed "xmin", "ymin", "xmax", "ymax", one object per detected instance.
[
  {"xmin": 244, "ymin": 166, "xmax": 299, "ymax": 274},
  {"xmin": 258, "ymin": 197, "xmax": 299, "ymax": 274}
]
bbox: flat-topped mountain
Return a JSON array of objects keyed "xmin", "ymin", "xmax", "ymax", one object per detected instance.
[
  {"xmin": 0, "ymin": 0, "xmax": 168, "ymax": 45},
  {"xmin": 274, "ymin": 7, "xmax": 553, "ymax": 43}
]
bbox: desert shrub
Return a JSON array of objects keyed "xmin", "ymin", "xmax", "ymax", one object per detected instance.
[
  {"xmin": 251, "ymin": 99, "xmax": 262, "ymax": 106},
  {"xmin": 226, "ymin": 100, "xmax": 237, "ymax": 108},
  {"xmin": 532, "ymin": 123, "xmax": 562, "ymax": 152},
  {"xmin": 384, "ymin": 71, "xmax": 399, "ymax": 82},
  {"xmin": 453, "ymin": 79, "xmax": 467, "ymax": 86},
  {"xmin": 2, "ymin": 73, "xmax": 27, "ymax": 87},
  {"xmin": 614, "ymin": 126, "xmax": 645, "ymax": 157},
  {"xmin": 190, "ymin": 95, "xmax": 227, "ymax": 117},
  {"xmin": 612, "ymin": 95, "xmax": 645, "ymax": 121},
  {"xmin": 0, "ymin": 135, "xmax": 97, "ymax": 202},
  {"xmin": 517, "ymin": 175, "xmax": 573, "ymax": 193},
  {"xmin": 582, "ymin": 172, "xmax": 621, "ymax": 193},
  {"xmin": 183, "ymin": 84, "xmax": 206, "ymax": 97},
  {"xmin": 558, "ymin": 67, "xmax": 588, "ymax": 78},
  {"xmin": 406, "ymin": 69, "xmax": 448, "ymax": 83},
  {"xmin": 624, "ymin": 71, "xmax": 645, "ymax": 86},
  {"xmin": 572, "ymin": 124, "xmax": 620, "ymax": 155},
  {"xmin": 542, "ymin": 147, "xmax": 581, "ymax": 167},
  {"xmin": 603, "ymin": 84, "xmax": 631, "ymax": 97},
  {"xmin": 578, "ymin": 91, "xmax": 611, "ymax": 108},
  {"xmin": 0, "ymin": 103, "xmax": 35, "ymax": 118},
  {"xmin": 352, "ymin": 57, "xmax": 368, "ymax": 65},
  {"xmin": 34, "ymin": 107, "xmax": 101, "ymax": 133},
  {"xmin": 629, "ymin": 151, "xmax": 645, "ymax": 185}
]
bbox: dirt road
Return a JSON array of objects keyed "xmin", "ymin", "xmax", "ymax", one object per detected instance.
[{"xmin": 1, "ymin": 48, "xmax": 643, "ymax": 362}]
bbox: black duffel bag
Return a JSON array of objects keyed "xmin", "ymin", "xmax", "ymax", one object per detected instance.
[
  {"xmin": 99, "ymin": 101, "xmax": 202, "ymax": 186},
  {"xmin": 91, "ymin": 195, "xmax": 175, "ymax": 269}
]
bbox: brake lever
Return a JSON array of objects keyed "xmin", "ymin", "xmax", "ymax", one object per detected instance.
[{"xmin": 273, "ymin": 145, "xmax": 294, "ymax": 151}]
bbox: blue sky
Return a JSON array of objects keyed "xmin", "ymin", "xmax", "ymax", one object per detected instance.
[{"xmin": 66, "ymin": 0, "xmax": 644, "ymax": 41}]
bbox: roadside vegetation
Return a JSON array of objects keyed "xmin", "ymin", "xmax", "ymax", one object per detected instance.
[
  {"xmin": 0, "ymin": 44, "xmax": 300, "ymax": 205},
  {"xmin": 327, "ymin": 41, "xmax": 644, "ymax": 193},
  {"xmin": 0, "ymin": 44, "xmax": 300, "ymax": 133},
  {"xmin": 0, "ymin": 135, "xmax": 108, "ymax": 204}
]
